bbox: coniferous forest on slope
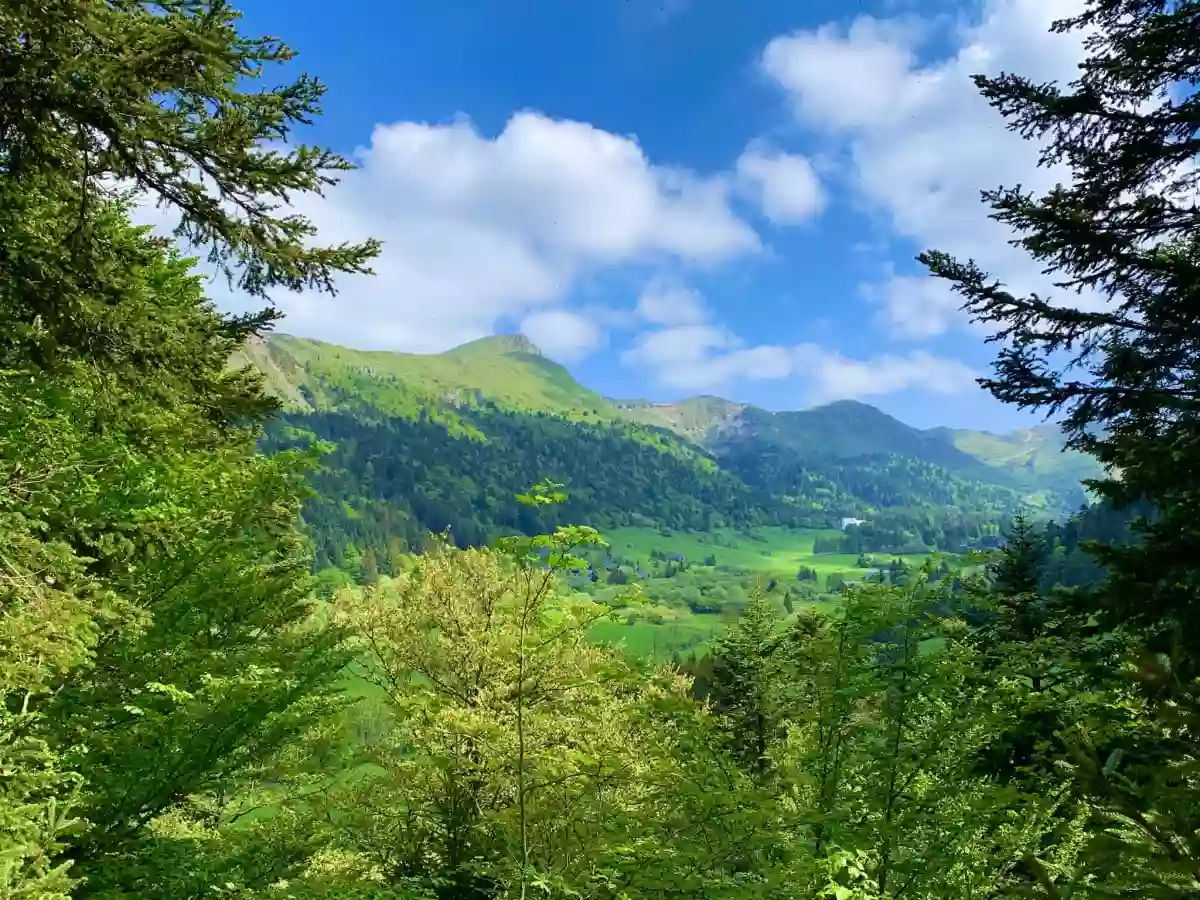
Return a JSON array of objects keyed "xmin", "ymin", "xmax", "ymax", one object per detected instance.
[
  {"xmin": 260, "ymin": 406, "xmax": 1030, "ymax": 572},
  {"xmin": 2, "ymin": 2, "xmax": 1200, "ymax": 899}
]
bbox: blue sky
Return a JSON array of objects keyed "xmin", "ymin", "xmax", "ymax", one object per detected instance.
[{"xmin": 226, "ymin": 0, "xmax": 1089, "ymax": 430}]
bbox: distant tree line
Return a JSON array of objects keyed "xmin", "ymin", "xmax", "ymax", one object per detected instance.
[
  {"xmin": 264, "ymin": 411, "xmax": 1023, "ymax": 577},
  {"xmin": 261, "ymin": 409, "xmax": 801, "ymax": 570}
]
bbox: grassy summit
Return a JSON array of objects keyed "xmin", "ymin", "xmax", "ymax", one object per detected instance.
[{"xmin": 235, "ymin": 332, "xmax": 619, "ymax": 424}]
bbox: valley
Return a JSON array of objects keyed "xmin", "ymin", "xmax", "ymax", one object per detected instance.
[
  {"xmin": 583, "ymin": 525, "xmax": 939, "ymax": 660},
  {"xmin": 8, "ymin": 1, "xmax": 1191, "ymax": 895},
  {"xmin": 243, "ymin": 331, "xmax": 1099, "ymax": 570},
  {"xmin": 237, "ymin": 333, "xmax": 1076, "ymax": 659}
]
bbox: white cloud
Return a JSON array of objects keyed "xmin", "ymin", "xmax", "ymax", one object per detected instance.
[
  {"xmin": 762, "ymin": 0, "xmax": 1090, "ymax": 335},
  {"xmin": 164, "ymin": 110, "xmax": 761, "ymax": 353},
  {"xmin": 622, "ymin": 320, "xmax": 976, "ymax": 400},
  {"xmin": 862, "ymin": 274, "xmax": 965, "ymax": 339},
  {"xmin": 635, "ymin": 279, "xmax": 709, "ymax": 326},
  {"xmin": 620, "ymin": 273, "xmax": 975, "ymax": 399},
  {"xmin": 519, "ymin": 309, "xmax": 604, "ymax": 362},
  {"xmin": 763, "ymin": 17, "xmax": 931, "ymax": 133},
  {"xmin": 623, "ymin": 325, "xmax": 794, "ymax": 389},
  {"xmin": 735, "ymin": 143, "xmax": 825, "ymax": 224},
  {"xmin": 794, "ymin": 344, "xmax": 978, "ymax": 403}
]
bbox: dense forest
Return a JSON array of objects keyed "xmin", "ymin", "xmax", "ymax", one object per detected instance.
[
  {"xmin": 261, "ymin": 408, "xmax": 790, "ymax": 562},
  {"xmin": 240, "ymin": 307, "xmax": 1091, "ymax": 571},
  {"xmin": 2, "ymin": 1, "xmax": 1198, "ymax": 899},
  {"xmin": 263, "ymin": 407, "xmax": 1032, "ymax": 571}
]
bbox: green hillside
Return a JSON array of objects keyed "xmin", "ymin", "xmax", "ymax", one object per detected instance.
[
  {"xmin": 930, "ymin": 423, "xmax": 1103, "ymax": 497},
  {"xmin": 615, "ymin": 395, "xmax": 747, "ymax": 443},
  {"xmin": 239, "ymin": 332, "xmax": 620, "ymax": 424},
  {"xmin": 760, "ymin": 401, "xmax": 986, "ymax": 469},
  {"xmin": 241, "ymin": 333, "xmax": 1093, "ymax": 505},
  {"xmin": 625, "ymin": 396, "xmax": 984, "ymax": 467},
  {"xmin": 622, "ymin": 395, "xmax": 1086, "ymax": 514},
  {"xmin": 619, "ymin": 394, "xmax": 1086, "ymax": 506},
  {"xmin": 234, "ymin": 333, "xmax": 1095, "ymax": 575}
]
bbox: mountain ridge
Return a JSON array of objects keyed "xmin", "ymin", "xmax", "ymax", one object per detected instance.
[
  {"xmin": 238, "ymin": 333, "xmax": 1101, "ymax": 559},
  {"xmin": 241, "ymin": 331, "xmax": 1077, "ymax": 451},
  {"xmin": 238, "ymin": 332, "xmax": 1101, "ymax": 500}
]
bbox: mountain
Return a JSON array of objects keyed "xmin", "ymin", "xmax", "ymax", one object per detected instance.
[
  {"xmin": 615, "ymin": 396, "xmax": 747, "ymax": 444},
  {"xmin": 928, "ymin": 423, "xmax": 1102, "ymax": 493},
  {"xmin": 616, "ymin": 395, "xmax": 1097, "ymax": 511},
  {"xmin": 236, "ymin": 332, "xmax": 619, "ymax": 424},
  {"xmin": 236, "ymin": 333, "xmax": 1099, "ymax": 572},
  {"xmin": 714, "ymin": 401, "xmax": 987, "ymax": 469}
]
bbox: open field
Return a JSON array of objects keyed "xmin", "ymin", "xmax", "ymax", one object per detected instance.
[
  {"xmin": 579, "ymin": 525, "xmax": 950, "ymax": 662},
  {"xmin": 588, "ymin": 613, "xmax": 725, "ymax": 661},
  {"xmin": 604, "ymin": 525, "xmax": 935, "ymax": 577}
]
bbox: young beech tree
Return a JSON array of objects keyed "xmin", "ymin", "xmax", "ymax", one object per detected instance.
[
  {"xmin": 328, "ymin": 489, "xmax": 798, "ymax": 900},
  {"xmin": 330, "ymin": 498, "xmax": 683, "ymax": 898}
]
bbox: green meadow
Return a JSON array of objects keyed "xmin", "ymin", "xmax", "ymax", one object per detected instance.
[
  {"xmin": 582, "ymin": 525, "xmax": 942, "ymax": 662},
  {"xmin": 588, "ymin": 613, "xmax": 726, "ymax": 661},
  {"xmin": 604, "ymin": 525, "xmax": 933, "ymax": 576}
]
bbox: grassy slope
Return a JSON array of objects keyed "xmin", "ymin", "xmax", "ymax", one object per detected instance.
[
  {"xmin": 238, "ymin": 334, "xmax": 1089, "ymax": 505},
  {"xmin": 605, "ymin": 525, "xmax": 933, "ymax": 578},
  {"xmin": 627, "ymin": 397, "xmax": 983, "ymax": 468},
  {"xmin": 615, "ymin": 395, "xmax": 747, "ymax": 443},
  {"xmin": 240, "ymin": 333, "xmax": 620, "ymax": 421},
  {"xmin": 622, "ymin": 393, "xmax": 1093, "ymax": 496},
  {"xmin": 926, "ymin": 425, "xmax": 1101, "ymax": 514},
  {"xmin": 588, "ymin": 525, "xmax": 940, "ymax": 661},
  {"xmin": 588, "ymin": 614, "xmax": 725, "ymax": 661},
  {"xmin": 940, "ymin": 425, "xmax": 1101, "ymax": 482}
]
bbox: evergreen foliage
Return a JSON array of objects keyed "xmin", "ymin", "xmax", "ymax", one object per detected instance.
[
  {"xmin": 265, "ymin": 410, "xmax": 1030, "ymax": 575},
  {"xmin": 262, "ymin": 409, "xmax": 788, "ymax": 563},
  {"xmin": 0, "ymin": 1, "xmax": 375, "ymax": 895},
  {"xmin": 924, "ymin": 0, "xmax": 1200, "ymax": 892},
  {"xmin": 0, "ymin": 0, "xmax": 378, "ymax": 304}
]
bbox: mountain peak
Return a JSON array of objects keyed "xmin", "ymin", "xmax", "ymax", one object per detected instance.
[
  {"xmin": 810, "ymin": 398, "xmax": 891, "ymax": 416},
  {"xmin": 444, "ymin": 334, "xmax": 543, "ymax": 359}
]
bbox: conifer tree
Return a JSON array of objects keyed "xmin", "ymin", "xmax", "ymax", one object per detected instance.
[
  {"xmin": 0, "ymin": 2, "xmax": 380, "ymax": 895},
  {"xmin": 922, "ymin": 0, "xmax": 1200, "ymax": 663},
  {"xmin": 0, "ymin": 0, "xmax": 379, "ymax": 310},
  {"xmin": 708, "ymin": 592, "xmax": 791, "ymax": 776},
  {"xmin": 922, "ymin": 1, "xmax": 1200, "ymax": 892},
  {"xmin": 991, "ymin": 513, "xmax": 1045, "ymax": 600},
  {"xmin": 986, "ymin": 512, "xmax": 1055, "ymax": 648}
]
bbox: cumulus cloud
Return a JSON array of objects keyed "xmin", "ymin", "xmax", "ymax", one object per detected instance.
[
  {"xmin": 793, "ymin": 344, "xmax": 978, "ymax": 403},
  {"xmin": 623, "ymin": 325, "xmax": 794, "ymax": 389},
  {"xmin": 621, "ymin": 293, "xmax": 976, "ymax": 400},
  {"xmin": 735, "ymin": 143, "xmax": 825, "ymax": 225},
  {"xmin": 158, "ymin": 110, "xmax": 762, "ymax": 354},
  {"xmin": 861, "ymin": 274, "xmax": 966, "ymax": 339},
  {"xmin": 762, "ymin": 0, "xmax": 1091, "ymax": 335},
  {"xmin": 635, "ymin": 279, "xmax": 709, "ymax": 326},
  {"xmin": 519, "ymin": 309, "xmax": 604, "ymax": 362}
]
